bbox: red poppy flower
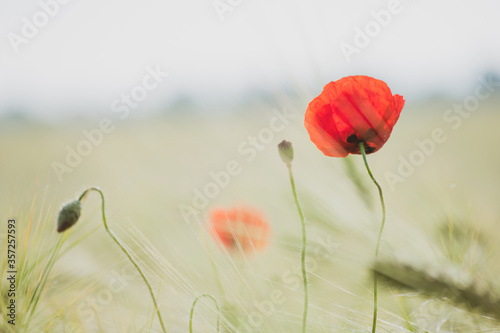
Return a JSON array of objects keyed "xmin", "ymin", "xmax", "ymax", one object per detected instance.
[
  {"xmin": 305, "ymin": 75, "xmax": 405, "ymax": 157},
  {"xmin": 209, "ymin": 207, "xmax": 271, "ymax": 254}
]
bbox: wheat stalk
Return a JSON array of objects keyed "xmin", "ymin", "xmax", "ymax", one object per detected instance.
[{"xmin": 373, "ymin": 260, "xmax": 500, "ymax": 320}]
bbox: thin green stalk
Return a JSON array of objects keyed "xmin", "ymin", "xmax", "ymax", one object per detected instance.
[
  {"xmin": 80, "ymin": 187, "xmax": 168, "ymax": 333},
  {"xmin": 25, "ymin": 232, "xmax": 66, "ymax": 328},
  {"xmin": 189, "ymin": 294, "xmax": 220, "ymax": 333},
  {"xmin": 207, "ymin": 249, "xmax": 227, "ymax": 299},
  {"xmin": 358, "ymin": 143, "xmax": 386, "ymax": 333},
  {"xmin": 287, "ymin": 164, "xmax": 308, "ymax": 333}
]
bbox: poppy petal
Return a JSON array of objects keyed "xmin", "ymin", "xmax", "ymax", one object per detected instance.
[
  {"xmin": 209, "ymin": 207, "xmax": 271, "ymax": 254},
  {"xmin": 305, "ymin": 76, "xmax": 404, "ymax": 157}
]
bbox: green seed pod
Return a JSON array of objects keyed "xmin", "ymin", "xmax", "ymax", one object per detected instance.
[
  {"xmin": 278, "ymin": 140, "xmax": 294, "ymax": 165},
  {"xmin": 57, "ymin": 200, "xmax": 82, "ymax": 233}
]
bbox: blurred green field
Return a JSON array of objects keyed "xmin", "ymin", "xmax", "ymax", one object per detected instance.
[{"xmin": 1, "ymin": 95, "xmax": 500, "ymax": 332}]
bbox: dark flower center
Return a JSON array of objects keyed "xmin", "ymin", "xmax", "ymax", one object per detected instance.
[
  {"xmin": 346, "ymin": 134, "xmax": 375, "ymax": 154},
  {"xmin": 346, "ymin": 134, "xmax": 358, "ymax": 143}
]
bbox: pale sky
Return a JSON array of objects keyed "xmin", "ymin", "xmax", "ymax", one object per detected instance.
[{"xmin": 1, "ymin": 0, "xmax": 499, "ymax": 119}]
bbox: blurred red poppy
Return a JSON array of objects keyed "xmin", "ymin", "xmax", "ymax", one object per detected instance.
[
  {"xmin": 305, "ymin": 75, "xmax": 405, "ymax": 157},
  {"xmin": 209, "ymin": 207, "xmax": 270, "ymax": 254}
]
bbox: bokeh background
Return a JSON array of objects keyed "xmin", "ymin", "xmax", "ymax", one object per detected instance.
[{"xmin": 1, "ymin": 0, "xmax": 500, "ymax": 332}]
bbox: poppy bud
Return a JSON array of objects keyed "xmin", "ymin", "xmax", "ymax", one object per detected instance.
[
  {"xmin": 278, "ymin": 140, "xmax": 294, "ymax": 165},
  {"xmin": 57, "ymin": 200, "xmax": 82, "ymax": 233}
]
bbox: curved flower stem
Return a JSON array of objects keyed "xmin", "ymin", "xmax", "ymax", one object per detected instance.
[
  {"xmin": 189, "ymin": 294, "xmax": 220, "ymax": 333},
  {"xmin": 79, "ymin": 187, "xmax": 168, "ymax": 333},
  {"xmin": 286, "ymin": 164, "xmax": 308, "ymax": 333},
  {"xmin": 358, "ymin": 144, "xmax": 386, "ymax": 333}
]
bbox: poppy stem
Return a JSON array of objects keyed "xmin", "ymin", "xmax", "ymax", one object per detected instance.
[
  {"xmin": 79, "ymin": 187, "xmax": 168, "ymax": 333},
  {"xmin": 286, "ymin": 164, "xmax": 309, "ymax": 333},
  {"xmin": 358, "ymin": 143, "xmax": 386, "ymax": 333},
  {"xmin": 189, "ymin": 294, "xmax": 220, "ymax": 333}
]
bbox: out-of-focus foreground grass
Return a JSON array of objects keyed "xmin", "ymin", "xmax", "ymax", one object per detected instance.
[{"xmin": 1, "ymin": 96, "xmax": 500, "ymax": 332}]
